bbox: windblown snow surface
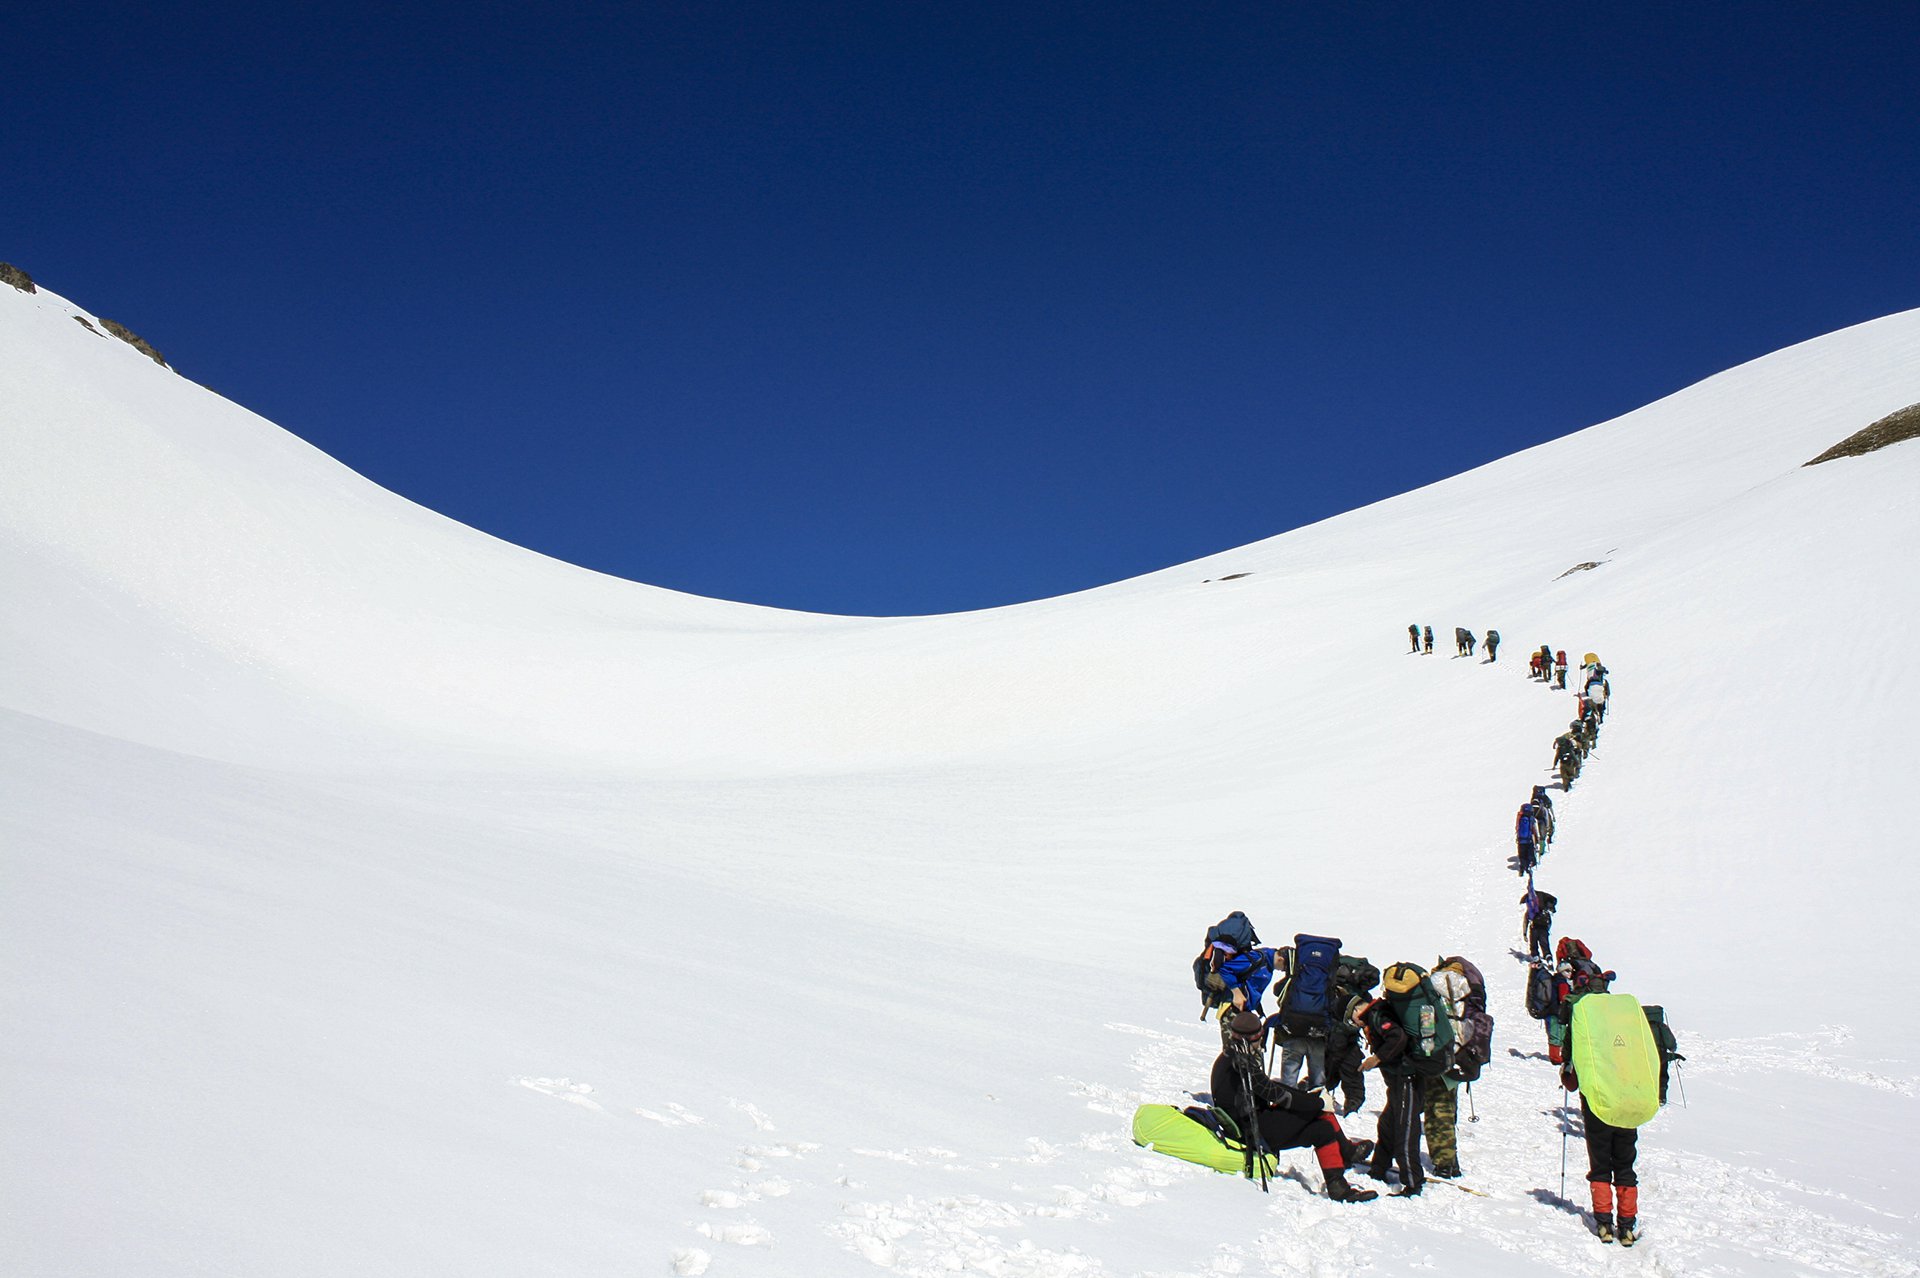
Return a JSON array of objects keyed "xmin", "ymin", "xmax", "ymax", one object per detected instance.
[{"xmin": 4, "ymin": 281, "xmax": 1919, "ymax": 1278}]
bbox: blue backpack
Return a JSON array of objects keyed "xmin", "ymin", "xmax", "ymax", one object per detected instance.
[
  {"xmin": 1525, "ymin": 963, "xmax": 1558, "ymax": 1020},
  {"xmin": 1275, "ymin": 934, "xmax": 1342, "ymax": 1035},
  {"xmin": 1516, "ymin": 811, "xmax": 1537, "ymax": 844},
  {"xmin": 1207, "ymin": 911, "xmax": 1260, "ymax": 952}
]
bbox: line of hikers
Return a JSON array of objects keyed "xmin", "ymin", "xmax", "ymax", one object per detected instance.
[
  {"xmin": 1144, "ymin": 913, "xmax": 1496, "ymax": 1202},
  {"xmin": 1517, "ymin": 654, "xmax": 1682, "ymax": 1248},
  {"xmin": 1550, "ymin": 656, "xmax": 1610, "ymax": 793},
  {"xmin": 1408, "ymin": 623, "xmax": 1500, "ymax": 661}
]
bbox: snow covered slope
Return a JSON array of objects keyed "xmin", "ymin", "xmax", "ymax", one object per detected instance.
[{"xmin": 4, "ymin": 280, "xmax": 1918, "ymax": 1277}]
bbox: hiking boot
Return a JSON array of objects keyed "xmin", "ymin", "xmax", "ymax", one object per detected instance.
[
  {"xmin": 1595, "ymin": 1213, "xmax": 1615, "ymax": 1244},
  {"xmin": 1346, "ymin": 1139, "xmax": 1376, "ymax": 1168},
  {"xmin": 1322, "ymin": 1170, "xmax": 1379, "ymax": 1203},
  {"xmin": 1617, "ymin": 1217, "xmax": 1638, "ymax": 1247},
  {"xmin": 1431, "ymin": 1162, "xmax": 1461, "ymax": 1179}
]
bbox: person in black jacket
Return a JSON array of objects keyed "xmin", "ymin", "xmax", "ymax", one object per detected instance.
[
  {"xmin": 1211, "ymin": 1012, "xmax": 1378, "ymax": 1202},
  {"xmin": 1351, "ymin": 996, "xmax": 1426, "ymax": 1195}
]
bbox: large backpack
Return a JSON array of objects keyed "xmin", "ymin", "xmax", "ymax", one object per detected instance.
[
  {"xmin": 1516, "ymin": 810, "xmax": 1537, "ymax": 844},
  {"xmin": 1193, "ymin": 911, "xmax": 1262, "ymax": 994},
  {"xmin": 1526, "ymin": 963, "xmax": 1558, "ymax": 1020},
  {"xmin": 1570, "ymin": 993, "xmax": 1662, "ymax": 1128},
  {"xmin": 1438, "ymin": 955, "xmax": 1494, "ymax": 1082},
  {"xmin": 1381, "ymin": 962, "xmax": 1456, "ymax": 1077},
  {"xmin": 1208, "ymin": 911, "xmax": 1259, "ymax": 952},
  {"xmin": 1275, "ymin": 934, "xmax": 1342, "ymax": 1035},
  {"xmin": 1334, "ymin": 955, "xmax": 1381, "ymax": 1000},
  {"xmin": 1642, "ymin": 1005, "xmax": 1685, "ymax": 1106}
]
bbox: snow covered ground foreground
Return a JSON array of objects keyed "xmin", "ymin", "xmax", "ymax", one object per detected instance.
[{"xmin": 4, "ymin": 282, "xmax": 1919, "ymax": 1277}]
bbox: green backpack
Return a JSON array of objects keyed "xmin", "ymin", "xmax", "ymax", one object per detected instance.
[
  {"xmin": 1381, "ymin": 961, "xmax": 1456, "ymax": 1077},
  {"xmin": 1642, "ymin": 1005, "xmax": 1685, "ymax": 1105}
]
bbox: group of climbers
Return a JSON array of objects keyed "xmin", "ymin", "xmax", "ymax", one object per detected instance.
[
  {"xmin": 1409, "ymin": 622, "xmax": 1499, "ymax": 660},
  {"xmin": 1139, "ymin": 639, "xmax": 1676, "ymax": 1248},
  {"xmin": 1529, "ymin": 645, "xmax": 1570, "ymax": 687},
  {"xmin": 1159, "ymin": 916, "xmax": 1494, "ymax": 1202},
  {"xmin": 1549, "ymin": 656, "xmax": 1608, "ymax": 792}
]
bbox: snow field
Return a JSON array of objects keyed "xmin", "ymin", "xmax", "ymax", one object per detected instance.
[{"xmin": 3, "ymin": 284, "xmax": 1919, "ymax": 1274}]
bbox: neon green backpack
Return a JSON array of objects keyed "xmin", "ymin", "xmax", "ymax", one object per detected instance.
[
  {"xmin": 1131, "ymin": 1104, "xmax": 1279, "ymax": 1178},
  {"xmin": 1570, "ymin": 993, "xmax": 1662, "ymax": 1128}
]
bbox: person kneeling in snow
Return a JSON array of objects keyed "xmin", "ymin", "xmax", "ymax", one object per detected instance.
[{"xmin": 1212, "ymin": 1012, "xmax": 1378, "ymax": 1202}]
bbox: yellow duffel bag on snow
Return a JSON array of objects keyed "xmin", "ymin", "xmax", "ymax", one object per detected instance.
[
  {"xmin": 1570, "ymin": 993, "xmax": 1663, "ymax": 1128},
  {"xmin": 1130, "ymin": 1104, "xmax": 1278, "ymax": 1178}
]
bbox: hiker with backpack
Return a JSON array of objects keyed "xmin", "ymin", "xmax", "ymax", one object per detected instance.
[
  {"xmin": 1553, "ymin": 730, "xmax": 1582, "ymax": 790},
  {"xmin": 1192, "ymin": 912, "xmax": 1277, "ymax": 1020},
  {"xmin": 1522, "ymin": 885, "xmax": 1557, "ymax": 961},
  {"xmin": 1423, "ymin": 625, "xmax": 1434, "ymax": 654},
  {"xmin": 1484, "ymin": 629, "xmax": 1499, "ymax": 661},
  {"xmin": 1270, "ymin": 935, "xmax": 1343, "ymax": 1090},
  {"xmin": 1212, "ymin": 1011, "xmax": 1379, "ymax": 1203},
  {"xmin": 1453, "ymin": 626, "xmax": 1469, "ymax": 657},
  {"xmin": 1546, "ymin": 938, "xmax": 1612, "ymax": 1066},
  {"xmin": 1350, "ymin": 995, "xmax": 1423, "ymax": 1194},
  {"xmin": 1409, "ymin": 623, "xmax": 1421, "ymax": 653},
  {"xmin": 1529, "ymin": 650, "xmax": 1544, "ymax": 680},
  {"xmin": 1360, "ymin": 963, "xmax": 1456, "ymax": 1195},
  {"xmin": 1554, "ymin": 650, "xmax": 1569, "ymax": 689},
  {"xmin": 1587, "ymin": 673, "xmax": 1610, "ymax": 723},
  {"xmin": 1561, "ymin": 986, "xmax": 1659, "ymax": 1245},
  {"xmin": 1531, "ymin": 785, "xmax": 1556, "ymax": 845},
  {"xmin": 1426, "ymin": 956, "xmax": 1490, "ymax": 1180},
  {"xmin": 1324, "ymin": 955, "xmax": 1381, "ymax": 1116},
  {"xmin": 1515, "ymin": 803, "xmax": 1541, "ymax": 875}
]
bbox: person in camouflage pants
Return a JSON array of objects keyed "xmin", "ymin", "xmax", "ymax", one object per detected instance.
[{"xmin": 1422, "ymin": 1076, "xmax": 1460, "ymax": 1177}]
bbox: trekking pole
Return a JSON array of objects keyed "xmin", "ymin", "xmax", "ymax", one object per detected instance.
[
  {"xmin": 1558, "ymin": 1087, "xmax": 1570, "ymax": 1202},
  {"xmin": 1241, "ymin": 1065, "xmax": 1270, "ymax": 1194},
  {"xmin": 1676, "ymin": 1061, "xmax": 1689, "ymax": 1109},
  {"xmin": 1465, "ymin": 1082, "xmax": 1478, "ymax": 1123}
]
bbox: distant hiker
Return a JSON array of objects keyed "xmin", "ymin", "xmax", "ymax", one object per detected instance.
[
  {"xmin": 1587, "ymin": 673, "xmax": 1610, "ymax": 723},
  {"xmin": 1465, "ymin": 629, "xmax": 1477, "ymax": 656},
  {"xmin": 1529, "ymin": 650, "xmax": 1544, "ymax": 680},
  {"xmin": 1351, "ymin": 995, "xmax": 1424, "ymax": 1195},
  {"xmin": 1531, "ymin": 785, "xmax": 1556, "ymax": 843},
  {"xmin": 1271, "ymin": 935, "xmax": 1342, "ymax": 1091},
  {"xmin": 1515, "ymin": 803, "xmax": 1541, "ymax": 874},
  {"xmin": 1554, "ymin": 650, "xmax": 1569, "ymax": 689},
  {"xmin": 1409, "ymin": 623, "xmax": 1421, "ymax": 653},
  {"xmin": 1422, "ymin": 625, "xmax": 1434, "ymax": 654},
  {"xmin": 1213, "ymin": 1012, "xmax": 1379, "ymax": 1202},
  {"xmin": 1453, "ymin": 626, "xmax": 1470, "ymax": 657},
  {"xmin": 1553, "ymin": 731, "xmax": 1582, "ymax": 790},
  {"xmin": 1522, "ymin": 885, "xmax": 1558, "ymax": 961},
  {"xmin": 1562, "ymin": 992, "xmax": 1657, "ymax": 1245},
  {"xmin": 1193, "ymin": 912, "xmax": 1276, "ymax": 1019},
  {"xmin": 1484, "ymin": 630, "xmax": 1499, "ymax": 660}
]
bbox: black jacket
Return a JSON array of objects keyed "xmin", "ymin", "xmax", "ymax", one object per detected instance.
[{"xmin": 1210, "ymin": 1045, "xmax": 1325, "ymax": 1119}]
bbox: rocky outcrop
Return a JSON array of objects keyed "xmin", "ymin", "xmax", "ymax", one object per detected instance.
[
  {"xmin": 1806, "ymin": 402, "xmax": 1920, "ymax": 465},
  {"xmin": 0, "ymin": 262, "xmax": 35, "ymax": 293},
  {"xmin": 100, "ymin": 317, "xmax": 169, "ymax": 368}
]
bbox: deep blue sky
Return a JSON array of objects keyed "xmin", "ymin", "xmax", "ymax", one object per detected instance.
[{"xmin": 6, "ymin": 2, "xmax": 1916, "ymax": 615}]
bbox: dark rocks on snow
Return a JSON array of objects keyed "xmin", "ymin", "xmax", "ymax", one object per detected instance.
[
  {"xmin": 1555, "ymin": 561, "xmax": 1603, "ymax": 579},
  {"xmin": 99, "ymin": 317, "xmax": 168, "ymax": 367},
  {"xmin": 1805, "ymin": 402, "xmax": 1920, "ymax": 465},
  {"xmin": 0, "ymin": 262, "xmax": 35, "ymax": 293}
]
